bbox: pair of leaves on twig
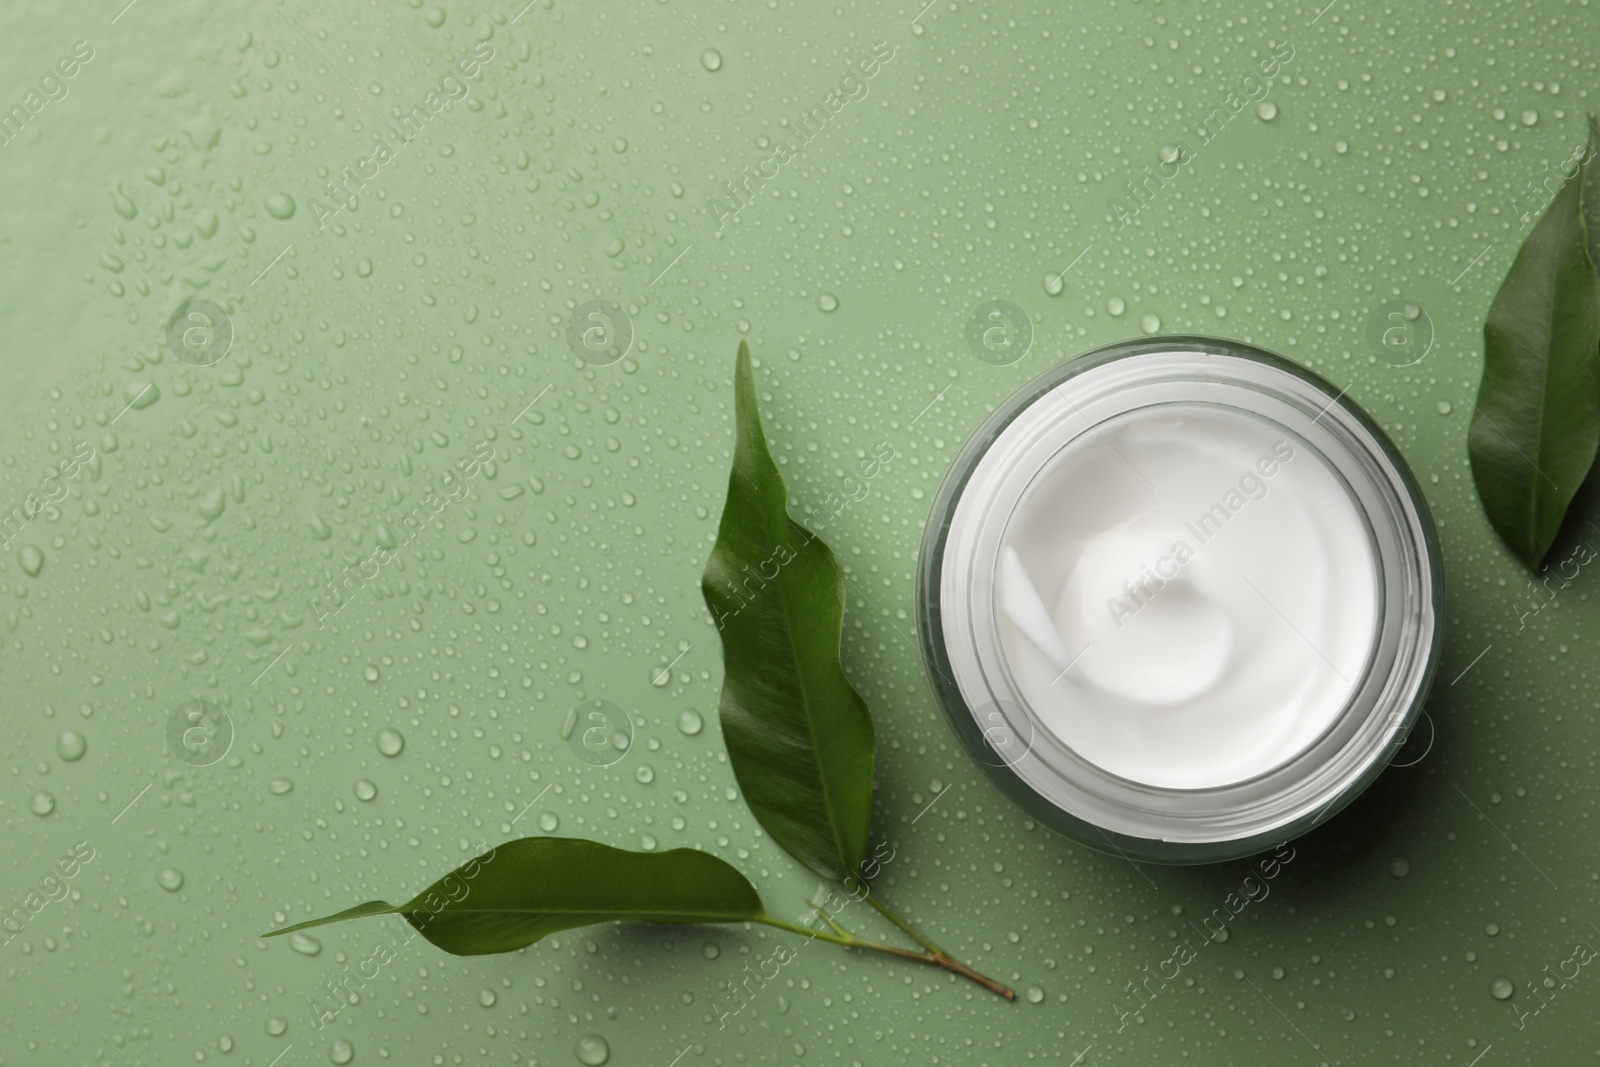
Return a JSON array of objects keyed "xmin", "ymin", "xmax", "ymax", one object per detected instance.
[
  {"xmin": 263, "ymin": 345, "xmax": 914, "ymax": 970},
  {"xmin": 1471, "ymin": 118, "xmax": 1600, "ymax": 568}
]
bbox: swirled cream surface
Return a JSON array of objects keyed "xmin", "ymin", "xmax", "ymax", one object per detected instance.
[{"xmin": 996, "ymin": 404, "xmax": 1379, "ymax": 789}]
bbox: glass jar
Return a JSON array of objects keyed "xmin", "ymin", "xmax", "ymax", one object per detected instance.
[{"xmin": 916, "ymin": 336, "xmax": 1443, "ymax": 863}]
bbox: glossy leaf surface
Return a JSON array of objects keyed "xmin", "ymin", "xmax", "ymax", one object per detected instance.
[
  {"xmin": 1470, "ymin": 135, "xmax": 1600, "ymax": 568},
  {"xmin": 702, "ymin": 342, "xmax": 876, "ymax": 882},
  {"xmin": 263, "ymin": 838, "xmax": 765, "ymax": 954}
]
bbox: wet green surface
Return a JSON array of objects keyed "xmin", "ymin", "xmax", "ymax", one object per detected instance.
[{"xmin": 2, "ymin": 0, "xmax": 1597, "ymax": 1063}]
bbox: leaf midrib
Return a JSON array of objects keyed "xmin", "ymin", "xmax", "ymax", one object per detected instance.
[
  {"xmin": 1525, "ymin": 213, "xmax": 1578, "ymax": 532},
  {"xmin": 401, "ymin": 904, "xmax": 755, "ymax": 919},
  {"xmin": 739, "ymin": 386, "xmax": 855, "ymax": 876},
  {"xmin": 763, "ymin": 514, "xmax": 851, "ymax": 874}
]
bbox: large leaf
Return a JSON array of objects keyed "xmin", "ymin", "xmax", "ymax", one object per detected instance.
[
  {"xmin": 1469, "ymin": 134, "xmax": 1600, "ymax": 569},
  {"xmin": 701, "ymin": 342, "xmax": 876, "ymax": 883},
  {"xmin": 1582, "ymin": 115, "xmax": 1600, "ymax": 272},
  {"xmin": 262, "ymin": 838, "xmax": 764, "ymax": 954}
]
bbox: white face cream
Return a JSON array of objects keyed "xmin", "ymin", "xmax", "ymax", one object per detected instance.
[
  {"xmin": 919, "ymin": 339, "xmax": 1441, "ymax": 863},
  {"xmin": 997, "ymin": 405, "xmax": 1379, "ymax": 789}
]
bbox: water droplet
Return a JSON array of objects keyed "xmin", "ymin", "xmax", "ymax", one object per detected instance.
[
  {"xmin": 158, "ymin": 867, "xmax": 185, "ymax": 892},
  {"xmin": 1140, "ymin": 313, "xmax": 1162, "ymax": 334},
  {"xmin": 817, "ymin": 292, "xmax": 839, "ymax": 312},
  {"xmin": 1489, "ymin": 976, "xmax": 1515, "ymax": 1000},
  {"xmin": 1520, "ymin": 109, "xmax": 1539, "ymax": 126},
  {"xmin": 1388, "ymin": 856, "xmax": 1411, "ymax": 878},
  {"xmin": 290, "ymin": 932, "xmax": 322, "ymax": 956},
  {"xmin": 376, "ymin": 728, "xmax": 405, "ymax": 757},
  {"xmin": 354, "ymin": 779, "xmax": 378, "ymax": 802},
  {"xmin": 1486, "ymin": 923, "xmax": 1501, "ymax": 936},
  {"xmin": 1436, "ymin": 401, "xmax": 1453, "ymax": 415},
  {"xmin": 575, "ymin": 1034, "xmax": 611, "ymax": 1066},
  {"xmin": 264, "ymin": 193, "xmax": 296, "ymax": 220},
  {"xmin": 1043, "ymin": 274, "xmax": 1064, "ymax": 297},
  {"xmin": 478, "ymin": 988, "xmax": 497, "ymax": 1007},
  {"xmin": 56, "ymin": 730, "xmax": 87, "ymax": 762},
  {"xmin": 634, "ymin": 764, "xmax": 655, "ymax": 784},
  {"xmin": 928, "ymin": 778, "xmax": 944, "ymax": 794},
  {"xmin": 266, "ymin": 1018, "xmax": 288, "ymax": 1037},
  {"xmin": 1257, "ymin": 101, "xmax": 1278, "ymax": 122},
  {"xmin": 330, "ymin": 1037, "xmax": 355, "ymax": 1065},
  {"xmin": 538, "ymin": 812, "xmax": 559, "ymax": 832},
  {"xmin": 1024, "ymin": 985, "xmax": 1045, "ymax": 1004},
  {"xmin": 19, "ymin": 545, "xmax": 44, "ymax": 577},
  {"xmin": 127, "ymin": 386, "xmax": 162, "ymax": 418},
  {"xmin": 1271, "ymin": 965, "xmax": 1286, "ymax": 980},
  {"xmin": 702, "ymin": 942, "xmax": 721, "ymax": 959},
  {"xmin": 1107, "ymin": 296, "xmax": 1126, "ymax": 316},
  {"xmin": 364, "ymin": 665, "xmax": 380, "ymax": 683},
  {"xmin": 199, "ymin": 488, "xmax": 225, "ymax": 521},
  {"xmin": 677, "ymin": 710, "xmax": 704, "ymax": 736},
  {"xmin": 268, "ymin": 778, "xmax": 294, "ymax": 795},
  {"xmin": 30, "ymin": 791, "xmax": 55, "ymax": 816},
  {"xmin": 700, "ymin": 48, "xmax": 723, "ymax": 72}
]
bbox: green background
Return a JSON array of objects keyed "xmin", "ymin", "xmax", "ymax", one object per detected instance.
[{"xmin": 2, "ymin": 0, "xmax": 1596, "ymax": 1063}]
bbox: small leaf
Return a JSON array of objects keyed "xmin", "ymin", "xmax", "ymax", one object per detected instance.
[
  {"xmin": 262, "ymin": 838, "xmax": 764, "ymax": 954},
  {"xmin": 702, "ymin": 342, "xmax": 876, "ymax": 883},
  {"xmin": 1469, "ymin": 136, "xmax": 1600, "ymax": 569}
]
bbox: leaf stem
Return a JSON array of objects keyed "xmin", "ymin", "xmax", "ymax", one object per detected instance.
[
  {"xmin": 755, "ymin": 915, "xmax": 1015, "ymax": 1000},
  {"xmin": 862, "ymin": 891, "xmax": 946, "ymax": 955},
  {"xmin": 805, "ymin": 897, "xmax": 852, "ymax": 939}
]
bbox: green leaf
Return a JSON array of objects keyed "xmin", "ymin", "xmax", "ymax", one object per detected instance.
[
  {"xmin": 262, "ymin": 838, "xmax": 764, "ymax": 954},
  {"xmin": 701, "ymin": 342, "xmax": 876, "ymax": 883},
  {"xmin": 1469, "ymin": 136, "xmax": 1600, "ymax": 569},
  {"xmin": 1582, "ymin": 115, "xmax": 1600, "ymax": 273}
]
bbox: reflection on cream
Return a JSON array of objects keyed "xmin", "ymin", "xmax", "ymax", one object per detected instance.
[
  {"xmin": 1103, "ymin": 439, "xmax": 1296, "ymax": 629},
  {"xmin": 996, "ymin": 405, "xmax": 1378, "ymax": 790}
]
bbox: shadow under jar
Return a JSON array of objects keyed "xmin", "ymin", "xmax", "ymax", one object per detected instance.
[{"xmin": 917, "ymin": 336, "xmax": 1443, "ymax": 864}]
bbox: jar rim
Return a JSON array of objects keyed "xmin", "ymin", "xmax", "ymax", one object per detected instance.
[{"xmin": 915, "ymin": 336, "xmax": 1444, "ymax": 864}]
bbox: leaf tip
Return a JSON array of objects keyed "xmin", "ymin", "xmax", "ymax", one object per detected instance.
[{"xmin": 735, "ymin": 340, "xmax": 755, "ymax": 390}]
